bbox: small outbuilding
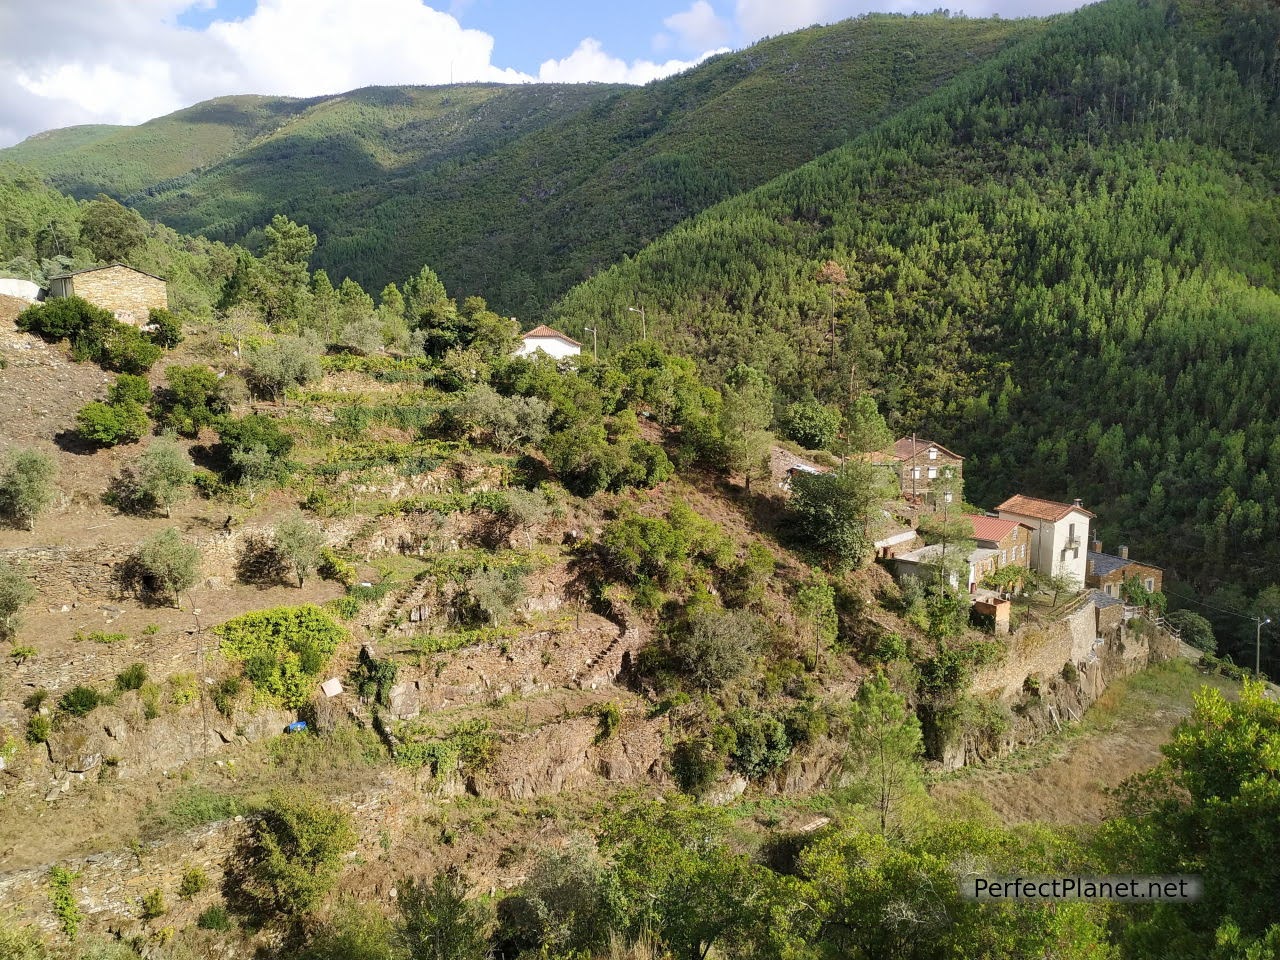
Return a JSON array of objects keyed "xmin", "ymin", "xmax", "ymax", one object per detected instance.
[
  {"xmin": 47, "ymin": 263, "xmax": 169, "ymax": 327},
  {"xmin": 515, "ymin": 324, "xmax": 582, "ymax": 359}
]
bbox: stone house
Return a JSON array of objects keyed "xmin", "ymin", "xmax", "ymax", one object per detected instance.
[
  {"xmin": 514, "ymin": 324, "xmax": 581, "ymax": 359},
  {"xmin": 967, "ymin": 514, "xmax": 1033, "ymax": 572},
  {"xmin": 870, "ymin": 437, "xmax": 964, "ymax": 507},
  {"xmin": 995, "ymin": 494, "xmax": 1095, "ymax": 588},
  {"xmin": 47, "ymin": 263, "xmax": 169, "ymax": 327},
  {"xmin": 1085, "ymin": 542, "xmax": 1162, "ymax": 598}
]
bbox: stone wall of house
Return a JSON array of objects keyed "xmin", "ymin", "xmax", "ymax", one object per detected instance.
[{"xmin": 67, "ymin": 267, "xmax": 168, "ymax": 327}]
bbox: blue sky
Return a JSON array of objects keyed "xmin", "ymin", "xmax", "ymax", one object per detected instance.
[{"xmin": 0, "ymin": 0, "xmax": 1089, "ymax": 147}]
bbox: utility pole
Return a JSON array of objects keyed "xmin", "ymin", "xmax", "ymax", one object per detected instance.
[
  {"xmin": 1257, "ymin": 617, "xmax": 1271, "ymax": 677},
  {"xmin": 627, "ymin": 305, "xmax": 646, "ymax": 340},
  {"xmin": 583, "ymin": 326, "xmax": 598, "ymax": 360}
]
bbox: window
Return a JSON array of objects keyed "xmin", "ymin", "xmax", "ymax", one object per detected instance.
[
  {"xmin": 944, "ymin": 491, "xmax": 953, "ymax": 504},
  {"xmin": 999, "ymin": 550, "xmax": 1007, "ymax": 565},
  {"xmin": 927, "ymin": 466, "xmax": 938, "ymax": 479},
  {"xmin": 1105, "ymin": 583, "xmax": 1113, "ymax": 596},
  {"xmin": 1068, "ymin": 522, "xmax": 1076, "ymax": 540},
  {"xmin": 912, "ymin": 467, "xmax": 920, "ymax": 479},
  {"xmin": 928, "ymin": 448, "xmax": 937, "ymax": 460},
  {"xmin": 1145, "ymin": 578, "xmax": 1154, "ymax": 592}
]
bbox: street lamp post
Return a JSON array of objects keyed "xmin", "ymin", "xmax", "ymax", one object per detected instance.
[
  {"xmin": 583, "ymin": 326, "xmax": 598, "ymax": 360},
  {"xmin": 1258, "ymin": 617, "xmax": 1271, "ymax": 677},
  {"xmin": 627, "ymin": 305, "xmax": 646, "ymax": 340}
]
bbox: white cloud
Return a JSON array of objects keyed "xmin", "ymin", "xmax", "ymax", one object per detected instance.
[
  {"xmin": 663, "ymin": 1, "xmax": 732, "ymax": 51},
  {"xmin": 537, "ymin": 38, "xmax": 723, "ymax": 86},
  {"xmin": 0, "ymin": 0, "xmax": 531, "ymax": 146}
]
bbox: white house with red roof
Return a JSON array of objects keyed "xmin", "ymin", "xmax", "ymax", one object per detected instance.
[
  {"xmin": 515, "ymin": 324, "xmax": 581, "ymax": 359},
  {"xmin": 995, "ymin": 494, "xmax": 1095, "ymax": 586}
]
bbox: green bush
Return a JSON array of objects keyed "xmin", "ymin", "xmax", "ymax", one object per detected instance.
[
  {"xmin": 245, "ymin": 791, "xmax": 357, "ymax": 916},
  {"xmin": 318, "ymin": 548, "xmax": 357, "ymax": 587},
  {"xmin": 595, "ymin": 701, "xmax": 622, "ymax": 743},
  {"xmin": 115, "ymin": 662, "xmax": 148, "ymax": 692},
  {"xmin": 164, "ymin": 786, "xmax": 242, "ymax": 829},
  {"xmin": 153, "ymin": 365, "xmax": 225, "ymax": 437},
  {"xmin": 58, "ymin": 685, "xmax": 101, "ymax": 717},
  {"xmin": 147, "ymin": 308, "xmax": 183, "ymax": 348},
  {"xmin": 17, "ymin": 296, "xmax": 111, "ymax": 341},
  {"xmin": 664, "ymin": 607, "xmax": 765, "ymax": 691},
  {"xmin": 108, "ymin": 374, "xmax": 152, "ymax": 406},
  {"xmin": 75, "ymin": 399, "xmax": 149, "ymax": 446},
  {"xmin": 215, "ymin": 605, "xmax": 347, "ymax": 707},
  {"xmin": 140, "ymin": 888, "xmax": 167, "ymax": 919},
  {"xmin": 729, "ymin": 710, "xmax": 791, "ymax": 780},
  {"xmin": 178, "ymin": 866, "xmax": 209, "ymax": 900},
  {"xmin": 48, "ymin": 866, "xmax": 82, "ymax": 939},
  {"xmin": 197, "ymin": 904, "xmax": 231, "ymax": 931},
  {"xmin": 671, "ymin": 738, "xmax": 725, "ymax": 797},
  {"xmin": 26, "ymin": 713, "xmax": 50, "ymax": 744}
]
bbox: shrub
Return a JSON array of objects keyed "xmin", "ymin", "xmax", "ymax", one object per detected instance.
[
  {"xmin": 245, "ymin": 791, "xmax": 356, "ymax": 916},
  {"xmin": 664, "ymin": 607, "xmax": 765, "ymax": 691},
  {"xmin": 178, "ymin": 866, "xmax": 209, "ymax": 900},
  {"xmin": 197, "ymin": 904, "xmax": 231, "ymax": 931},
  {"xmin": 153, "ymin": 365, "xmax": 224, "ymax": 437},
  {"xmin": 729, "ymin": 710, "xmax": 791, "ymax": 780},
  {"xmin": 215, "ymin": 605, "xmax": 346, "ymax": 707},
  {"xmin": 671, "ymin": 738, "xmax": 724, "ymax": 797},
  {"xmin": 0, "ymin": 448, "xmax": 58, "ymax": 531},
  {"xmin": 115, "ymin": 662, "xmax": 148, "ymax": 692},
  {"xmin": 0, "ymin": 558, "xmax": 35, "ymax": 637},
  {"xmin": 140, "ymin": 888, "xmax": 167, "ymax": 920},
  {"xmin": 1062, "ymin": 661, "xmax": 1080, "ymax": 684},
  {"xmin": 26, "ymin": 714, "xmax": 51, "ymax": 744},
  {"xmin": 215, "ymin": 414, "xmax": 293, "ymax": 485},
  {"xmin": 18, "ymin": 296, "xmax": 111, "ymax": 341},
  {"xmin": 1166, "ymin": 609, "xmax": 1216, "ymax": 653},
  {"xmin": 147, "ymin": 308, "xmax": 183, "ymax": 348},
  {"xmin": 248, "ymin": 335, "xmax": 323, "ymax": 401},
  {"xmin": 75, "ymin": 399, "xmax": 148, "ymax": 446},
  {"xmin": 123, "ymin": 528, "xmax": 200, "ymax": 606},
  {"xmin": 108, "ymin": 374, "xmax": 152, "ymax": 406},
  {"xmin": 48, "ymin": 866, "xmax": 82, "ymax": 939},
  {"xmin": 595, "ymin": 701, "xmax": 621, "ymax": 743},
  {"xmin": 58, "ymin": 685, "xmax": 101, "ymax": 717},
  {"xmin": 97, "ymin": 323, "xmax": 162, "ymax": 373},
  {"xmin": 318, "ymin": 548, "xmax": 357, "ymax": 587},
  {"xmin": 131, "ymin": 436, "xmax": 194, "ymax": 517}
]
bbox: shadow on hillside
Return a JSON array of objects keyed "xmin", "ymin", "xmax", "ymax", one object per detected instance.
[{"xmin": 52, "ymin": 428, "xmax": 99, "ymax": 456}]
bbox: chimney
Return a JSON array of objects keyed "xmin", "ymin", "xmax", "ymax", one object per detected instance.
[
  {"xmin": 1119, "ymin": 545, "xmax": 1129, "ymax": 560},
  {"xmin": 1092, "ymin": 540, "xmax": 1102, "ymax": 554},
  {"xmin": 1073, "ymin": 497, "xmax": 1083, "ymax": 508}
]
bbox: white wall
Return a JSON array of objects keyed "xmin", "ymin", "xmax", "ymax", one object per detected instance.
[
  {"xmin": 515, "ymin": 337, "xmax": 580, "ymax": 359},
  {"xmin": 997, "ymin": 508, "xmax": 1090, "ymax": 587}
]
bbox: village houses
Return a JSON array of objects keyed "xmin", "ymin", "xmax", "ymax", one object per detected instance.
[{"xmin": 996, "ymin": 494, "xmax": 1095, "ymax": 587}]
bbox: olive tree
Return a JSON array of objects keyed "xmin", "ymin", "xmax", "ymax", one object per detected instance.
[
  {"xmin": 274, "ymin": 512, "xmax": 325, "ymax": 587},
  {"xmin": 0, "ymin": 448, "xmax": 57, "ymax": 531},
  {"xmin": 0, "ymin": 559, "xmax": 35, "ymax": 638},
  {"xmin": 135, "ymin": 437, "xmax": 194, "ymax": 517}
]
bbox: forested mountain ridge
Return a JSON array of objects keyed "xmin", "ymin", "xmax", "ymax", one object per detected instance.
[
  {"xmin": 2, "ymin": 95, "xmax": 329, "ymax": 199},
  {"xmin": 1, "ymin": 14, "xmax": 1041, "ymax": 315},
  {"xmin": 553, "ymin": 0, "xmax": 1280, "ymax": 660}
]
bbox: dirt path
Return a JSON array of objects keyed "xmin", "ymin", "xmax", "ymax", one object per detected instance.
[{"xmin": 929, "ymin": 662, "xmax": 1236, "ymax": 825}]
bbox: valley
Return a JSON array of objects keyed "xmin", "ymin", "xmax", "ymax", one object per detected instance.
[{"xmin": 1, "ymin": 1, "xmax": 1280, "ymax": 958}]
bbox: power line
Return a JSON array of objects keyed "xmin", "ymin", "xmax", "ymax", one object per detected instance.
[{"xmin": 1163, "ymin": 586, "xmax": 1259, "ymax": 620}]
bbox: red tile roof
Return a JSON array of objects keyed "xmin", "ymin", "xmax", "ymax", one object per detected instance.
[
  {"xmin": 887, "ymin": 437, "xmax": 965, "ymax": 461},
  {"xmin": 521, "ymin": 324, "xmax": 581, "ymax": 347},
  {"xmin": 966, "ymin": 514, "xmax": 1026, "ymax": 543},
  {"xmin": 996, "ymin": 494, "xmax": 1096, "ymax": 522}
]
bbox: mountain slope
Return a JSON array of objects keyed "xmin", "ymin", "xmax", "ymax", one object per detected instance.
[
  {"xmin": 552, "ymin": 0, "xmax": 1280, "ymax": 640},
  {"xmin": 2, "ymin": 95, "xmax": 326, "ymax": 199},
  {"xmin": 2, "ymin": 13, "xmax": 1041, "ymax": 314}
]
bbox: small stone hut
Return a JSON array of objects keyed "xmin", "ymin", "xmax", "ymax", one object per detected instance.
[{"xmin": 47, "ymin": 263, "xmax": 169, "ymax": 327}]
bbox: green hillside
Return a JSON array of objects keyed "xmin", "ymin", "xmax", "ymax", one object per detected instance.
[
  {"xmin": 553, "ymin": 0, "xmax": 1280, "ymax": 651},
  {"xmin": 2, "ymin": 96, "xmax": 323, "ymax": 199},
  {"xmin": 3, "ymin": 14, "xmax": 1040, "ymax": 314}
]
